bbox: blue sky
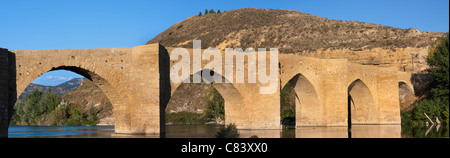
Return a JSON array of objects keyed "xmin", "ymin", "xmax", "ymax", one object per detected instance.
[
  {"xmin": 1, "ymin": 0, "xmax": 448, "ymax": 86},
  {"xmin": 31, "ymin": 70, "xmax": 84, "ymax": 86}
]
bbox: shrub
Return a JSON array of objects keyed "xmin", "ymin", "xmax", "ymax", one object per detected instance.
[
  {"xmin": 412, "ymin": 98, "xmax": 444, "ymax": 122},
  {"xmin": 85, "ymin": 103, "xmax": 99, "ymax": 126},
  {"xmin": 443, "ymin": 106, "xmax": 449, "ymax": 124},
  {"xmin": 204, "ymin": 85, "xmax": 225, "ymax": 122},
  {"xmin": 66, "ymin": 108, "xmax": 84, "ymax": 126},
  {"xmin": 177, "ymin": 24, "xmax": 183, "ymax": 30},
  {"xmin": 165, "ymin": 111, "xmax": 207, "ymax": 125},
  {"xmin": 10, "ymin": 90, "xmax": 61, "ymax": 125},
  {"xmin": 280, "ymin": 83, "xmax": 295, "ymax": 119},
  {"xmin": 402, "ymin": 97, "xmax": 446, "ymax": 125},
  {"xmin": 216, "ymin": 123, "xmax": 240, "ymax": 138},
  {"xmin": 427, "ymin": 33, "xmax": 449, "ymax": 102},
  {"xmin": 50, "ymin": 107, "xmax": 68, "ymax": 126}
]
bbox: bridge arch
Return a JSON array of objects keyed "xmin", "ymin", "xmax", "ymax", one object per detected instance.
[
  {"xmin": 347, "ymin": 79, "xmax": 379, "ymax": 125},
  {"xmin": 169, "ymin": 69, "xmax": 249, "ymax": 128},
  {"xmin": 15, "ymin": 65, "xmax": 131, "ymax": 133},
  {"xmin": 398, "ymin": 81, "xmax": 415, "ymax": 110},
  {"xmin": 285, "ymin": 73, "xmax": 323, "ymax": 126}
]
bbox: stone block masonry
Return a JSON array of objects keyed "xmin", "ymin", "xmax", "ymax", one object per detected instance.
[
  {"xmin": 0, "ymin": 44, "xmax": 409, "ymax": 137},
  {"xmin": 0, "ymin": 48, "xmax": 16, "ymax": 138}
]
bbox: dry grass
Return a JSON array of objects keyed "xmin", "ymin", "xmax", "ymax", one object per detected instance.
[{"xmin": 148, "ymin": 8, "xmax": 445, "ymax": 53}]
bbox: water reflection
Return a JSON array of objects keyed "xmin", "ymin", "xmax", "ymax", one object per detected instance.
[
  {"xmin": 294, "ymin": 125, "xmax": 402, "ymax": 138},
  {"xmin": 8, "ymin": 124, "xmax": 448, "ymax": 138},
  {"xmin": 351, "ymin": 125, "xmax": 401, "ymax": 138},
  {"xmin": 239, "ymin": 129, "xmax": 281, "ymax": 138},
  {"xmin": 401, "ymin": 124, "xmax": 449, "ymax": 138},
  {"xmin": 295, "ymin": 126, "xmax": 348, "ymax": 138},
  {"xmin": 8, "ymin": 126, "xmax": 115, "ymax": 138}
]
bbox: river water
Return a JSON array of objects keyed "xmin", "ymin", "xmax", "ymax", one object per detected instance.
[{"xmin": 8, "ymin": 124, "xmax": 448, "ymax": 138}]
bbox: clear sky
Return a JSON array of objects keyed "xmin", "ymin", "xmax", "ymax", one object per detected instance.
[{"xmin": 1, "ymin": 0, "xmax": 448, "ymax": 86}]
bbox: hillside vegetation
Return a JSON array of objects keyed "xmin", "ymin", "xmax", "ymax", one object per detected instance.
[
  {"xmin": 148, "ymin": 8, "xmax": 443, "ymax": 53},
  {"xmin": 147, "ymin": 8, "xmax": 447, "ymax": 119}
]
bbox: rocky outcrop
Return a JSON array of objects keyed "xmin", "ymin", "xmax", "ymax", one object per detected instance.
[
  {"xmin": 62, "ymin": 79, "xmax": 114, "ymax": 125},
  {"xmin": 165, "ymin": 82, "xmax": 211, "ymax": 114}
]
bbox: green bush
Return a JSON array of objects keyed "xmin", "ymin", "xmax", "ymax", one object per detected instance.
[
  {"xmin": 66, "ymin": 108, "xmax": 83, "ymax": 126},
  {"xmin": 402, "ymin": 97, "xmax": 447, "ymax": 125},
  {"xmin": 216, "ymin": 123, "xmax": 240, "ymax": 138},
  {"xmin": 280, "ymin": 83, "xmax": 295, "ymax": 119},
  {"xmin": 85, "ymin": 103, "xmax": 99, "ymax": 126},
  {"xmin": 50, "ymin": 107, "xmax": 68, "ymax": 126},
  {"xmin": 412, "ymin": 98, "xmax": 444, "ymax": 122},
  {"xmin": 177, "ymin": 24, "xmax": 183, "ymax": 30},
  {"xmin": 165, "ymin": 111, "xmax": 207, "ymax": 125},
  {"xmin": 11, "ymin": 90, "xmax": 100, "ymax": 126},
  {"xmin": 204, "ymin": 85, "xmax": 225, "ymax": 122},
  {"xmin": 443, "ymin": 106, "xmax": 449, "ymax": 124},
  {"xmin": 427, "ymin": 33, "xmax": 449, "ymax": 102},
  {"xmin": 10, "ymin": 90, "xmax": 61, "ymax": 125},
  {"xmin": 401, "ymin": 33, "xmax": 449, "ymax": 126}
]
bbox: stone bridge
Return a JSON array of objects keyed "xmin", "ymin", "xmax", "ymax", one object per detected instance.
[{"xmin": 0, "ymin": 44, "xmax": 414, "ymax": 137}]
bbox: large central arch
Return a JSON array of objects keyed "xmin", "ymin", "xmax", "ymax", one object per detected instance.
[
  {"xmin": 15, "ymin": 65, "xmax": 131, "ymax": 133},
  {"xmin": 348, "ymin": 79, "xmax": 378, "ymax": 125}
]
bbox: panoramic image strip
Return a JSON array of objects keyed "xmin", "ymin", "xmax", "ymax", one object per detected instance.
[{"xmin": 0, "ymin": 0, "xmax": 449, "ymax": 154}]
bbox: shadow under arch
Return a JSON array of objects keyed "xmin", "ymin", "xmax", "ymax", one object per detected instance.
[
  {"xmin": 170, "ymin": 69, "xmax": 250, "ymax": 129},
  {"xmin": 285, "ymin": 73, "xmax": 323, "ymax": 127},
  {"xmin": 348, "ymin": 79, "xmax": 378, "ymax": 125},
  {"xmin": 398, "ymin": 81, "xmax": 415, "ymax": 110},
  {"xmin": 15, "ymin": 66, "xmax": 131, "ymax": 133}
]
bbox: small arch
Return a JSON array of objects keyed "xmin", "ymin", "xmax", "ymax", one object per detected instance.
[
  {"xmin": 348, "ymin": 79, "xmax": 378, "ymax": 125},
  {"xmin": 283, "ymin": 73, "xmax": 322, "ymax": 126},
  {"xmin": 398, "ymin": 81, "xmax": 415, "ymax": 110}
]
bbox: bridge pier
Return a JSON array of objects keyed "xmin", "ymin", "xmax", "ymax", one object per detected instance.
[
  {"xmin": 0, "ymin": 48, "xmax": 16, "ymax": 138},
  {"xmin": 114, "ymin": 44, "xmax": 170, "ymax": 134}
]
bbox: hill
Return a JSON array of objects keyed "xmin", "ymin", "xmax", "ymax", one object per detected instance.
[
  {"xmin": 147, "ymin": 8, "xmax": 446, "ymax": 118},
  {"xmin": 62, "ymin": 79, "xmax": 114, "ymax": 125},
  {"xmin": 18, "ymin": 78, "xmax": 84, "ymax": 100},
  {"xmin": 148, "ymin": 8, "xmax": 445, "ymax": 72}
]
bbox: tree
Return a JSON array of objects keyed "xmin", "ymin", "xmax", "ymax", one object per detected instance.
[
  {"xmin": 86, "ymin": 102, "xmax": 99, "ymax": 125},
  {"xmin": 280, "ymin": 83, "xmax": 295, "ymax": 119},
  {"xmin": 198, "ymin": 11, "xmax": 202, "ymax": 16},
  {"xmin": 217, "ymin": 9, "xmax": 221, "ymax": 14},
  {"xmin": 10, "ymin": 90, "xmax": 62, "ymax": 125},
  {"xmin": 204, "ymin": 9, "xmax": 208, "ymax": 15},
  {"xmin": 209, "ymin": 9, "xmax": 216, "ymax": 14},
  {"xmin": 427, "ymin": 33, "xmax": 449, "ymax": 103},
  {"xmin": 204, "ymin": 85, "xmax": 224, "ymax": 122},
  {"xmin": 401, "ymin": 33, "xmax": 449, "ymax": 125}
]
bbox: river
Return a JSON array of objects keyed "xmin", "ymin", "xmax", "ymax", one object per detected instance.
[{"xmin": 8, "ymin": 124, "xmax": 448, "ymax": 138}]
